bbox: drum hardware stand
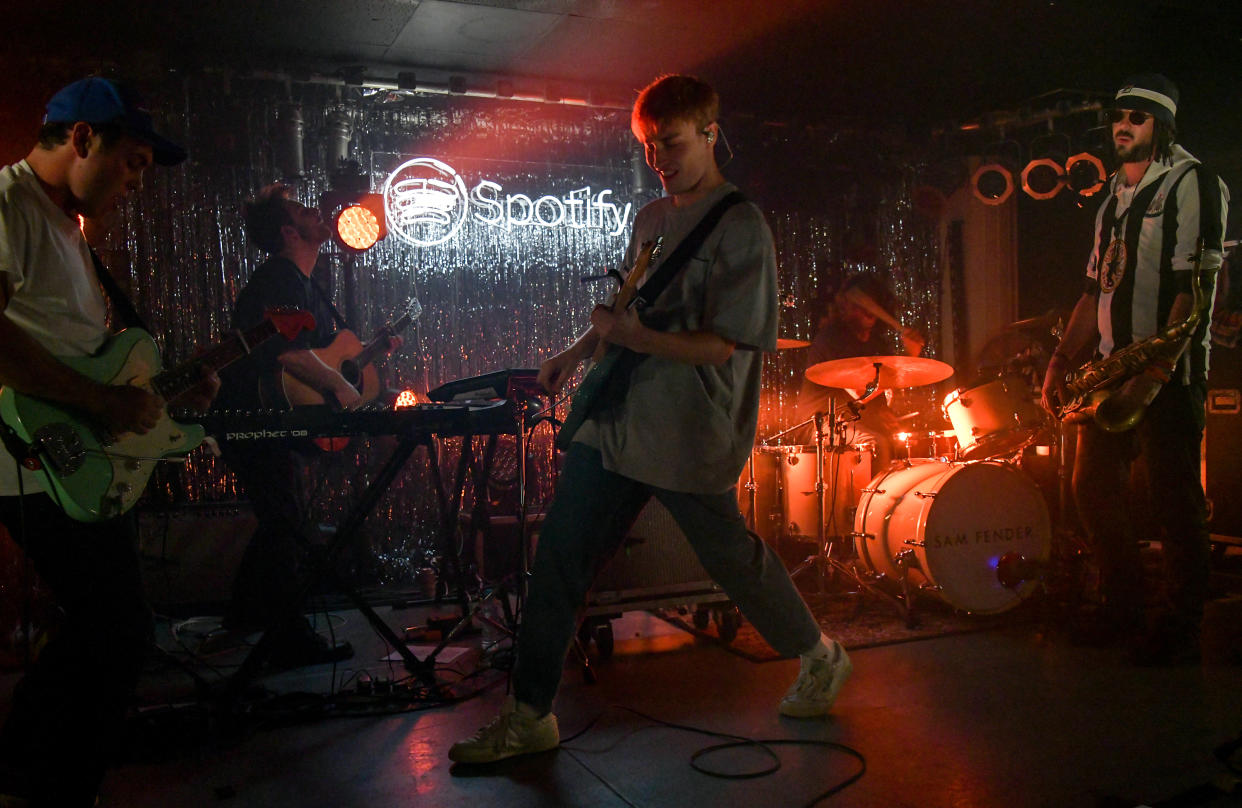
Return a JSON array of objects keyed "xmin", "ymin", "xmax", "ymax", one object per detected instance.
[
  {"xmin": 785, "ymin": 366, "xmax": 885, "ymax": 595},
  {"xmin": 828, "ymin": 541, "xmax": 923, "ymax": 628},
  {"xmin": 741, "ymin": 450, "xmax": 759, "ymax": 534},
  {"xmin": 787, "ymin": 402, "xmax": 854, "ymax": 593},
  {"xmin": 435, "ymin": 391, "xmax": 551, "ymax": 673},
  {"xmin": 1040, "ymin": 416, "xmax": 1094, "ymax": 626}
]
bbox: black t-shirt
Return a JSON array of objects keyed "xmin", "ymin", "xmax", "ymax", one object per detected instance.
[{"xmin": 214, "ymin": 256, "xmax": 338, "ymax": 411}]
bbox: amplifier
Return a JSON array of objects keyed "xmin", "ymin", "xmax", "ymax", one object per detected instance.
[
  {"xmin": 137, "ymin": 503, "xmax": 255, "ymax": 614},
  {"xmin": 586, "ymin": 499, "xmax": 726, "ymax": 614},
  {"xmin": 1207, "ymin": 346, "xmax": 1242, "ymax": 538}
]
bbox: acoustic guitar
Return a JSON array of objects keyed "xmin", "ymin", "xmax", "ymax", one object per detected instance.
[
  {"xmin": 275, "ymin": 297, "xmax": 422, "ymax": 410},
  {"xmin": 274, "ymin": 297, "xmax": 421, "ymax": 451}
]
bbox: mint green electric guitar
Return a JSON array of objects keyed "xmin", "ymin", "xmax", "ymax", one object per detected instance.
[{"xmin": 0, "ymin": 308, "xmax": 314, "ymax": 522}]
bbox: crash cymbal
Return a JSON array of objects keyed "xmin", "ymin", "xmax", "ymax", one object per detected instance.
[
  {"xmin": 775, "ymin": 337, "xmax": 811, "ymax": 350},
  {"xmin": 805, "ymin": 355, "xmax": 954, "ymax": 389},
  {"xmin": 1003, "ymin": 309, "xmax": 1064, "ymax": 333}
]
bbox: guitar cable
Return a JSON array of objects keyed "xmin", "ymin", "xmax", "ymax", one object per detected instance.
[
  {"xmin": 9, "ymin": 453, "xmax": 33, "ymax": 671},
  {"xmin": 558, "ymin": 704, "xmax": 865, "ymax": 807}
]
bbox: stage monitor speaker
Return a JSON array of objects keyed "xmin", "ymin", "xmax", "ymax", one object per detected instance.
[
  {"xmin": 1206, "ymin": 346, "xmax": 1242, "ymax": 538},
  {"xmin": 137, "ymin": 503, "xmax": 255, "ymax": 615}
]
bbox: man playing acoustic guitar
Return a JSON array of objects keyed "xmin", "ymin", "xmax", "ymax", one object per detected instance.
[
  {"xmin": 212, "ymin": 182, "xmax": 408, "ymax": 667},
  {"xmin": 450, "ymin": 74, "xmax": 851, "ymax": 765},
  {"xmin": 0, "ymin": 77, "xmax": 217, "ymax": 807}
]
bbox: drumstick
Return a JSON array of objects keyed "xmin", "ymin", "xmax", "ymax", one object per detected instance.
[{"xmin": 844, "ymin": 285, "xmax": 904, "ymax": 332}]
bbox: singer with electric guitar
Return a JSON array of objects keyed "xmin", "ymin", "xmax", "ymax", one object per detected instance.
[{"xmin": 451, "ymin": 75, "xmax": 849, "ymax": 766}]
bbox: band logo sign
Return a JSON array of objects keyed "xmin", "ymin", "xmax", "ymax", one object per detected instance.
[{"xmin": 383, "ymin": 157, "xmax": 633, "ymax": 247}]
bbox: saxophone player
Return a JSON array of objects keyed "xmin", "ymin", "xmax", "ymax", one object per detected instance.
[{"xmin": 1041, "ymin": 74, "xmax": 1229, "ymax": 664}]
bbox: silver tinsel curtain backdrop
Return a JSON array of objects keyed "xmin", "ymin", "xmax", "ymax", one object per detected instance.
[{"xmin": 85, "ymin": 73, "xmax": 941, "ymax": 588}]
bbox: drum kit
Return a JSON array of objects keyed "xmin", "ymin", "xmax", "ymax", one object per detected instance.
[{"xmin": 744, "ymin": 346, "xmax": 1057, "ymax": 621}]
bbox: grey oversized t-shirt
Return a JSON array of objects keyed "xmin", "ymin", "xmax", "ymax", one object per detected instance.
[{"xmin": 575, "ymin": 182, "xmax": 778, "ymax": 494}]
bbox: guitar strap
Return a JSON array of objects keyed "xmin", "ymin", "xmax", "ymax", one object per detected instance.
[
  {"xmin": 632, "ymin": 190, "xmax": 747, "ymax": 310},
  {"xmin": 89, "ymin": 248, "xmax": 151, "ymax": 332},
  {"xmin": 307, "ymin": 271, "xmax": 352, "ymax": 332},
  {"xmin": 583, "ymin": 191, "xmax": 749, "ymax": 427},
  {"xmin": 0, "ymin": 419, "xmax": 34, "ymax": 469}
]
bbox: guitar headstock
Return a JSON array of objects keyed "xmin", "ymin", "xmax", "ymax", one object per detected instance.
[
  {"xmin": 620, "ymin": 237, "xmax": 664, "ymax": 294},
  {"xmin": 405, "ymin": 297, "xmax": 423, "ymax": 321},
  {"xmin": 382, "ymin": 296, "xmax": 423, "ymax": 335},
  {"xmin": 265, "ymin": 307, "xmax": 317, "ymax": 341}
]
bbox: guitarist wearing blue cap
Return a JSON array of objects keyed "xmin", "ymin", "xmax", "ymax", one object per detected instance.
[{"xmin": 0, "ymin": 77, "xmax": 217, "ymax": 806}]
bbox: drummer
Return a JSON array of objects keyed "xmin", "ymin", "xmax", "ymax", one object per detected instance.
[{"xmin": 796, "ymin": 274, "xmax": 925, "ymax": 468}]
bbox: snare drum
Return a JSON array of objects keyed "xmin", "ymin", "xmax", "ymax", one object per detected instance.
[
  {"xmin": 767, "ymin": 444, "xmax": 874, "ymax": 540},
  {"xmin": 942, "ymin": 376, "xmax": 1046, "ymax": 460},
  {"xmin": 853, "ymin": 459, "xmax": 1050, "ymax": 613}
]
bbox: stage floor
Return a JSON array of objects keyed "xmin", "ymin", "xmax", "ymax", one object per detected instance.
[{"xmin": 38, "ymin": 582, "xmax": 1238, "ymax": 808}]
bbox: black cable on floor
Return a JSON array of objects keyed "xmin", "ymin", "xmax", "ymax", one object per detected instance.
[{"xmin": 561, "ymin": 705, "xmax": 865, "ymax": 808}]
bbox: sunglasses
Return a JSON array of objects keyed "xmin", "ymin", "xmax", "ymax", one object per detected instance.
[{"xmin": 1106, "ymin": 109, "xmax": 1151, "ymax": 126}]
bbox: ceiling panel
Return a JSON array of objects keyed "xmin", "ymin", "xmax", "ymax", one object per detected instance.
[
  {"xmin": 185, "ymin": 0, "xmax": 422, "ymax": 53},
  {"xmin": 511, "ymin": 14, "xmax": 696, "ymax": 86},
  {"xmin": 5, "ymin": 0, "xmax": 1242, "ymax": 133},
  {"xmin": 385, "ymin": 0, "xmax": 565, "ymax": 69}
]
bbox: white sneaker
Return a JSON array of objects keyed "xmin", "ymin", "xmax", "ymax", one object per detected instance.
[
  {"xmin": 779, "ymin": 639, "xmax": 852, "ymax": 718},
  {"xmin": 448, "ymin": 696, "xmax": 560, "ymax": 764}
]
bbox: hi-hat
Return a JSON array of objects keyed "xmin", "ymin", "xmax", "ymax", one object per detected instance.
[
  {"xmin": 775, "ymin": 337, "xmax": 811, "ymax": 350},
  {"xmin": 805, "ymin": 355, "xmax": 954, "ymax": 389}
]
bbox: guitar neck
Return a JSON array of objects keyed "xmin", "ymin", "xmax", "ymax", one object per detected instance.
[
  {"xmin": 152, "ymin": 319, "xmax": 280, "ymax": 400},
  {"xmin": 591, "ymin": 241, "xmax": 659, "ymax": 362},
  {"xmin": 352, "ymin": 326, "xmax": 396, "ymax": 368},
  {"xmin": 352, "ymin": 308, "xmax": 417, "ymax": 368}
]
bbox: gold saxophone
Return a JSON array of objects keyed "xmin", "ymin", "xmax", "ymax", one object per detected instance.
[{"xmin": 1054, "ymin": 238, "xmax": 1210, "ymax": 432}]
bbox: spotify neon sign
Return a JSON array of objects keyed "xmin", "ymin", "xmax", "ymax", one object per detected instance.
[{"xmin": 383, "ymin": 157, "xmax": 632, "ymax": 247}]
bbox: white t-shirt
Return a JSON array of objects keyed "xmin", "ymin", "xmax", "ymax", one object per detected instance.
[{"xmin": 0, "ymin": 159, "xmax": 109, "ymax": 496}]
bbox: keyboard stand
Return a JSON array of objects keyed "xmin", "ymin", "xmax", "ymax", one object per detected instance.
[{"xmin": 223, "ymin": 426, "xmax": 478, "ymax": 702}]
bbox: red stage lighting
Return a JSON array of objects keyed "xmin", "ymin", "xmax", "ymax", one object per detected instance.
[
  {"xmin": 394, "ymin": 390, "xmax": 427, "ymax": 408},
  {"xmin": 971, "ymin": 163, "xmax": 1014, "ymax": 206},
  {"xmin": 1020, "ymin": 158, "xmax": 1066, "ymax": 200},
  {"xmin": 336, "ymin": 202, "xmax": 382, "ymax": 251},
  {"xmin": 1065, "ymin": 152, "xmax": 1107, "ymax": 197},
  {"xmin": 322, "ymin": 191, "xmax": 387, "ymax": 251}
]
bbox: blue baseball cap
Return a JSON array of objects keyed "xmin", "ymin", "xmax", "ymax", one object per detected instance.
[{"xmin": 44, "ymin": 77, "xmax": 187, "ymax": 166}]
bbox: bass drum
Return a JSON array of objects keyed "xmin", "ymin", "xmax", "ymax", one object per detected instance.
[{"xmin": 853, "ymin": 460, "xmax": 1050, "ymax": 614}]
